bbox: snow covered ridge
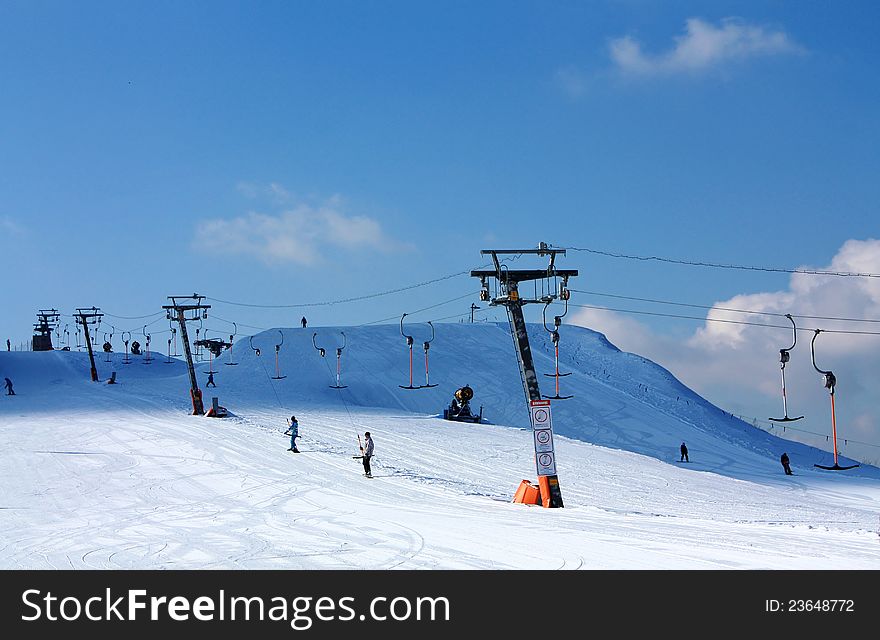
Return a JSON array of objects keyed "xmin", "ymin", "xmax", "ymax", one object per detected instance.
[{"xmin": 1, "ymin": 322, "xmax": 878, "ymax": 569}]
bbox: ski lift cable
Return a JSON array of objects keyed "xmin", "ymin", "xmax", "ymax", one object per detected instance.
[
  {"xmin": 433, "ymin": 304, "xmax": 502, "ymax": 323},
  {"xmin": 568, "ymin": 302, "xmax": 880, "ymax": 336},
  {"xmin": 246, "ymin": 334, "xmax": 284, "ymax": 407},
  {"xmin": 211, "ymin": 315, "xmax": 269, "ymax": 333},
  {"xmin": 320, "ymin": 344, "xmax": 348, "ymax": 389},
  {"xmin": 746, "ymin": 417, "xmax": 880, "ymax": 450},
  {"xmin": 570, "ymin": 289, "xmax": 880, "ymax": 324},
  {"xmin": 103, "ymin": 315, "xmax": 167, "ymax": 335},
  {"xmin": 258, "ymin": 356, "xmax": 285, "ymax": 408},
  {"xmin": 318, "ymin": 353, "xmax": 361, "ymax": 432},
  {"xmin": 358, "ymin": 291, "xmax": 478, "ymax": 327},
  {"xmin": 564, "ymin": 246, "xmax": 880, "ymax": 278},
  {"xmin": 205, "ymin": 265, "xmax": 493, "ymax": 309},
  {"xmin": 103, "ymin": 311, "xmax": 166, "ymax": 320},
  {"xmin": 204, "ymin": 258, "xmax": 518, "ymax": 310}
]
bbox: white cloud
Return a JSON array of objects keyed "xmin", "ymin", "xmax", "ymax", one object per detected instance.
[
  {"xmin": 236, "ymin": 181, "xmax": 294, "ymax": 204},
  {"xmin": 569, "ymin": 239, "xmax": 880, "ymax": 463},
  {"xmin": 554, "ymin": 66, "xmax": 589, "ymax": 98},
  {"xmin": 609, "ymin": 18, "xmax": 803, "ymax": 76},
  {"xmin": 195, "ymin": 194, "xmax": 400, "ymax": 266},
  {"xmin": 568, "ymin": 305, "xmax": 663, "ymax": 356},
  {"xmin": 0, "ymin": 216, "xmax": 24, "ymax": 236}
]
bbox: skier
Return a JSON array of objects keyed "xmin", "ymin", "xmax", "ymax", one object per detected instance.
[
  {"xmin": 360, "ymin": 431, "xmax": 374, "ymax": 477},
  {"xmin": 206, "ymin": 372, "xmax": 216, "ymax": 388},
  {"xmin": 285, "ymin": 415, "xmax": 300, "ymax": 452},
  {"xmin": 780, "ymin": 452, "xmax": 793, "ymax": 475},
  {"xmin": 4, "ymin": 377, "xmax": 14, "ymax": 396},
  {"xmin": 680, "ymin": 442, "xmax": 689, "ymax": 462},
  {"xmin": 301, "ymin": 316, "xmax": 307, "ymax": 329},
  {"xmin": 6, "ymin": 338, "xmax": 9, "ymax": 351}
]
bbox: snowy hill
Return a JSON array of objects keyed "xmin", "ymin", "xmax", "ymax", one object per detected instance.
[{"xmin": 1, "ymin": 322, "xmax": 878, "ymax": 569}]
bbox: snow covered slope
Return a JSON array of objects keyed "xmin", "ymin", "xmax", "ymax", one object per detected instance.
[
  {"xmin": 189, "ymin": 322, "xmax": 867, "ymax": 475},
  {"xmin": 1, "ymin": 323, "xmax": 878, "ymax": 569}
]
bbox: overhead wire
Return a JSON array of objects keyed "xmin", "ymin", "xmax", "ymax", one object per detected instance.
[
  {"xmin": 570, "ymin": 289, "xmax": 880, "ymax": 325},
  {"xmin": 568, "ymin": 302, "xmax": 880, "ymax": 336},
  {"xmin": 358, "ymin": 291, "xmax": 478, "ymax": 327},
  {"xmin": 210, "ymin": 315, "xmax": 269, "ymax": 333},
  {"xmin": 205, "ymin": 265, "xmax": 490, "ymax": 309},
  {"xmin": 737, "ymin": 415, "xmax": 880, "ymax": 450},
  {"xmin": 564, "ymin": 245, "xmax": 880, "ymax": 278},
  {"xmin": 104, "ymin": 311, "xmax": 165, "ymax": 320}
]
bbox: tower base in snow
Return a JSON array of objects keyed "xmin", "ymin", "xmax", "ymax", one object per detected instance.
[{"xmin": 512, "ymin": 477, "xmax": 563, "ymax": 508}]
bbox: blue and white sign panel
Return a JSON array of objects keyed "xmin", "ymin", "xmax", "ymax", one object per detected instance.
[{"xmin": 529, "ymin": 399, "xmax": 557, "ymax": 476}]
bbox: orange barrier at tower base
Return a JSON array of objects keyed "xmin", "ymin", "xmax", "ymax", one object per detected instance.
[
  {"xmin": 538, "ymin": 476, "xmax": 557, "ymax": 508},
  {"xmin": 512, "ymin": 480, "xmax": 542, "ymax": 505}
]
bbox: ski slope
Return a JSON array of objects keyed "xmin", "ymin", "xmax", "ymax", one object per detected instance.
[{"xmin": 1, "ymin": 323, "xmax": 878, "ymax": 569}]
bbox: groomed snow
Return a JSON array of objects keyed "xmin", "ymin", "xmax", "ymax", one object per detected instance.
[{"xmin": 1, "ymin": 323, "xmax": 877, "ymax": 569}]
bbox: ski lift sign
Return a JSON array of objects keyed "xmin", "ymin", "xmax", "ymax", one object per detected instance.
[{"xmin": 530, "ymin": 399, "xmax": 557, "ymax": 476}]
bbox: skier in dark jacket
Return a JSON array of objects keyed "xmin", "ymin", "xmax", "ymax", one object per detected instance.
[
  {"xmin": 301, "ymin": 317, "xmax": 307, "ymax": 328},
  {"xmin": 361, "ymin": 432, "xmax": 374, "ymax": 477},
  {"xmin": 206, "ymin": 372, "xmax": 216, "ymax": 387},
  {"xmin": 285, "ymin": 415, "xmax": 300, "ymax": 452},
  {"xmin": 4, "ymin": 377, "xmax": 14, "ymax": 395},
  {"xmin": 780, "ymin": 452, "xmax": 793, "ymax": 475},
  {"xmin": 680, "ymin": 442, "xmax": 689, "ymax": 462}
]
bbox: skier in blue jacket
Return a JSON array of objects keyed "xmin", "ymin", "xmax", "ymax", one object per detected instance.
[{"xmin": 285, "ymin": 415, "xmax": 300, "ymax": 453}]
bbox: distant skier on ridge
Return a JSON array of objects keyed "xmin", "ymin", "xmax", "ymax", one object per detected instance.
[
  {"xmin": 301, "ymin": 316, "xmax": 307, "ymax": 328},
  {"xmin": 680, "ymin": 442, "xmax": 689, "ymax": 462}
]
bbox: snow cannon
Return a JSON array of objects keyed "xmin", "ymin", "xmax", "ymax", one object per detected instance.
[
  {"xmin": 443, "ymin": 385, "xmax": 483, "ymax": 423},
  {"xmin": 130, "ymin": 340, "xmax": 141, "ymax": 355}
]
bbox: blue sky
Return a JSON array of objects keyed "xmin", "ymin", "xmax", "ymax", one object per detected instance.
[{"xmin": 2, "ymin": 2, "xmax": 879, "ymax": 458}]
